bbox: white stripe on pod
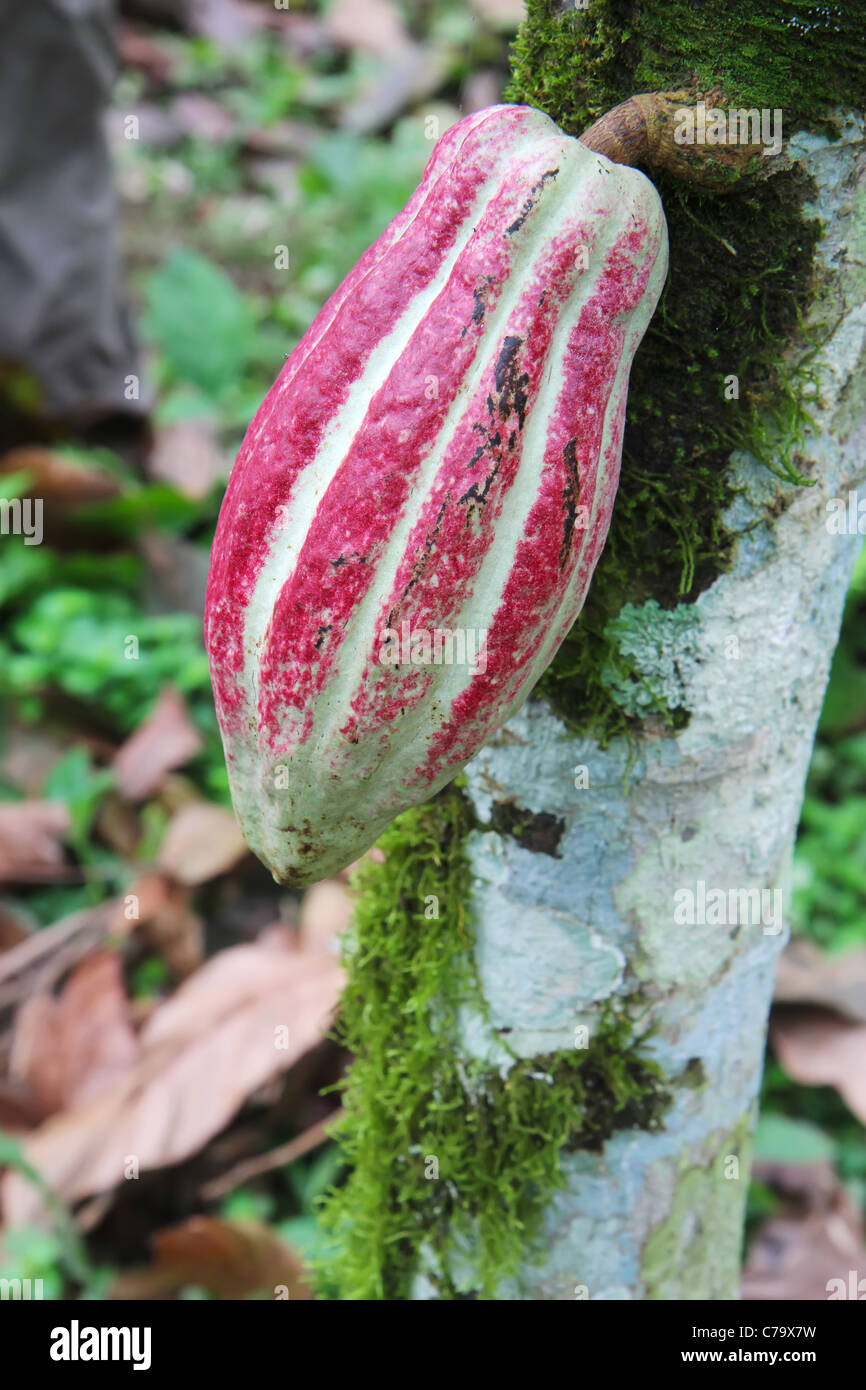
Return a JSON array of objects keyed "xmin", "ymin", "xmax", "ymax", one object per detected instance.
[
  {"xmin": 240, "ymin": 121, "xmax": 554, "ymax": 757},
  {"xmin": 298, "ymin": 133, "xmax": 608, "ymax": 784},
  {"xmin": 307, "ymin": 149, "xmax": 667, "ymax": 802}
]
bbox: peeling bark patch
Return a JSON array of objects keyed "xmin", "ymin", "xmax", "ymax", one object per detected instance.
[{"xmin": 489, "ymin": 803, "xmax": 566, "ymax": 857}]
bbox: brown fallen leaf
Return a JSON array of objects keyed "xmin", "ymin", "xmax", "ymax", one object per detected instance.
[
  {"xmin": 113, "ymin": 687, "xmax": 204, "ymax": 802},
  {"xmin": 341, "ymin": 47, "xmax": 451, "ymax": 135},
  {"xmin": 0, "ymin": 898, "xmax": 133, "ymax": 1009},
  {"xmin": 0, "ymin": 722, "xmax": 70, "ymax": 796},
  {"xmin": 750, "ymin": 1156, "xmax": 839, "ymax": 1212},
  {"xmin": 157, "ymin": 800, "xmax": 248, "ymax": 885},
  {"xmin": 774, "ymin": 935, "xmax": 866, "ymax": 1024},
  {"xmin": 0, "ymin": 447, "xmax": 120, "ymax": 506},
  {"xmin": 187, "ymin": 0, "xmax": 266, "ymax": 44},
  {"xmin": 771, "ymin": 1007, "xmax": 866, "ymax": 1124},
  {"xmin": 201, "ymin": 1111, "xmax": 338, "ymax": 1202},
  {"xmin": 337, "ymin": 845, "xmax": 385, "ymax": 884},
  {"xmin": 148, "ymin": 418, "xmax": 226, "ymax": 500},
  {"xmin": 1, "ymin": 928, "xmax": 343, "ymax": 1225},
  {"xmin": 9, "ymin": 951, "xmax": 139, "ymax": 1115},
  {"xmin": 0, "ymin": 1078, "xmax": 48, "ymax": 1132},
  {"xmin": 140, "ymin": 531, "xmax": 210, "ymax": 618},
  {"xmin": 279, "ymin": 12, "xmax": 332, "ymax": 60},
  {"xmin": 742, "ymin": 1188, "xmax": 866, "ymax": 1301},
  {"xmin": 0, "ymin": 902, "xmax": 33, "ymax": 951},
  {"xmin": 240, "ymin": 119, "xmax": 317, "ymax": 158},
  {"xmin": 117, "ymin": 24, "xmax": 177, "ymax": 86},
  {"xmin": 462, "ymin": 70, "xmax": 504, "ymax": 115},
  {"xmin": 0, "ymin": 801, "xmax": 69, "ymax": 883},
  {"xmin": 325, "ymin": 0, "xmax": 411, "ymax": 58},
  {"xmin": 95, "ymin": 791, "xmax": 142, "ymax": 857},
  {"xmin": 110, "ymin": 1216, "xmax": 311, "ymax": 1300},
  {"xmin": 170, "ymin": 95, "xmax": 235, "ymax": 144},
  {"xmin": 136, "ymin": 874, "xmax": 204, "ymax": 979},
  {"xmin": 298, "ymin": 879, "xmax": 353, "ymax": 954}
]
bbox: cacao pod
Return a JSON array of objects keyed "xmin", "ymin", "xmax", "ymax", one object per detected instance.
[{"xmin": 205, "ymin": 105, "xmax": 668, "ymax": 886}]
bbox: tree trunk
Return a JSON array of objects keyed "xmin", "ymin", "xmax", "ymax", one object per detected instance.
[{"xmin": 324, "ymin": 2, "xmax": 866, "ymax": 1301}]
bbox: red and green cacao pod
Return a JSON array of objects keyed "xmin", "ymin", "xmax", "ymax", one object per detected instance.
[{"xmin": 205, "ymin": 105, "xmax": 668, "ymax": 886}]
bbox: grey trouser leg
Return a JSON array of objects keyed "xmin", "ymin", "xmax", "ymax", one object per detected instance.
[{"xmin": 0, "ymin": 0, "xmax": 145, "ymax": 420}]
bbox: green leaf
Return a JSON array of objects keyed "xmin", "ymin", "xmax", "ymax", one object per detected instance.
[
  {"xmin": 753, "ymin": 1113, "xmax": 836, "ymax": 1164},
  {"xmin": 42, "ymin": 747, "xmax": 113, "ymax": 855},
  {"xmin": 142, "ymin": 249, "xmax": 257, "ymax": 398}
]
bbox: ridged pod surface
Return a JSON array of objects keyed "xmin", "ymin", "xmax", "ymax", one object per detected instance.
[{"xmin": 205, "ymin": 105, "xmax": 668, "ymax": 886}]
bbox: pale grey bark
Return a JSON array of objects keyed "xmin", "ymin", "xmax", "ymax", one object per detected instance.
[{"xmin": 433, "ymin": 117, "xmax": 866, "ymax": 1299}]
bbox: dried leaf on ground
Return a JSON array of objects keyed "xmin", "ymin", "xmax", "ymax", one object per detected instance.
[
  {"xmin": 117, "ymin": 24, "xmax": 177, "ymax": 85},
  {"xmin": 0, "ymin": 899, "xmax": 133, "ymax": 1004},
  {"xmin": 774, "ymin": 936, "xmax": 866, "ymax": 1024},
  {"xmin": 742, "ymin": 1187, "xmax": 866, "ymax": 1301},
  {"xmin": 9, "ymin": 951, "xmax": 139, "ymax": 1115},
  {"xmin": 0, "ymin": 903, "xmax": 33, "ymax": 951},
  {"xmin": 0, "ymin": 724, "xmax": 70, "ymax": 796},
  {"xmin": 0, "ymin": 802, "xmax": 69, "ymax": 882},
  {"xmin": 462, "ymin": 70, "xmax": 504, "ymax": 115},
  {"xmin": 149, "ymin": 417, "xmax": 226, "ymax": 499},
  {"xmin": 136, "ymin": 873, "xmax": 204, "ymax": 979},
  {"xmin": 1, "ymin": 929, "xmax": 343, "ymax": 1224},
  {"xmin": 170, "ymin": 95, "xmax": 235, "ymax": 144},
  {"xmin": 0, "ymin": 1079, "xmax": 47, "ymax": 1132},
  {"xmin": 771, "ymin": 1007, "xmax": 866, "ymax": 1123},
  {"xmin": 95, "ymin": 792, "xmax": 142, "ymax": 857},
  {"xmin": 341, "ymin": 48, "xmax": 450, "ymax": 134},
  {"xmin": 157, "ymin": 800, "xmax": 248, "ymax": 885},
  {"xmin": 0, "ymin": 447, "xmax": 120, "ymax": 506},
  {"xmin": 187, "ymin": 0, "xmax": 265, "ymax": 44},
  {"xmin": 113, "ymin": 687, "xmax": 204, "ymax": 801},
  {"xmin": 110, "ymin": 1216, "xmax": 312, "ymax": 1300},
  {"xmin": 298, "ymin": 880, "xmax": 353, "ymax": 954},
  {"xmin": 140, "ymin": 531, "xmax": 210, "ymax": 618},
  {"xmin": 325, "ymin": 0, "xmax": 410, "ymax": 57}
]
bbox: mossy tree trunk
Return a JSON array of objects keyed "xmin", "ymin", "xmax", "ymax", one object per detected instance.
[{"xmin": 322, "ymin": 1, "xmax": 866, "ymax": 1300}]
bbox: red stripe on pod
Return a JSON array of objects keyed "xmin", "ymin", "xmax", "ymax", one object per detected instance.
[
  {"xmin": 254, "ymin": 134, "xmax": 575, "ymax": 754},
  {"xmin": 338, "ymin": 221, "xmax": 589, "ymax": 748},
  {"xmin": 420, "ymin": 218, "xmax": 660, "ymax": 777},
  {"xmin": 205, "ymin": 107, "xmax": 545, "ymax": 730}
]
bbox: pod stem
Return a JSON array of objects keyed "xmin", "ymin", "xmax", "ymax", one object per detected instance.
[{"xmin": 580, "ymin": 89, "xmax": 774, "ymax": 189}]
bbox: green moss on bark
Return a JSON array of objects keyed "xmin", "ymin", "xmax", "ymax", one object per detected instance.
[
  {"xmin": 507, "ymin": 0, "xmax": 866, "ymax": 143},
  {"xmin": 508, "ymin": 0, "xmax": 843, "ymax": 739},
  {"xmin": 317, "ymin": 789, "xmax": 669, "ymax": 1300},
  {"xmin": 641, "ymin": 1119, "xmax": 753, "ymax": 1299}
]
